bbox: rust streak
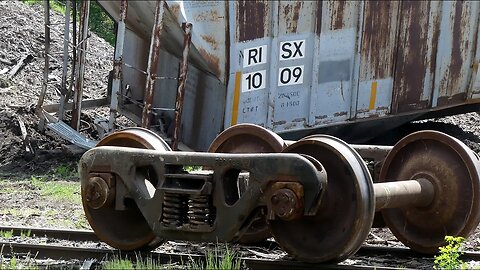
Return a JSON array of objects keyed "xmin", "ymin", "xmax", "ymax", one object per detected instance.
[
  {"xmin": 237, "ymin": 0, "xmax": 266, "ymax": 42},
  {"xmin": 168, "ymin": 3, "xmax": 181, "ymax": 20},
  {"xmin": 331, "ymin": 1, "xmax": 346, "ymax": 30},
  {"xmin": 142, "ymin": 0, "xmax": 165, "ymax": 128},
  {"xmin": 198, "ymin": 48, "xmax": 221, "ymax": 78},
  {"xmin": 447, "ymin": 1, "xmax": 466, "ymax": 103},
  {"xmin": 194, "ymin": 10, "xmax": 222, "ymax": 22},
  {"xmin": 315, "ymin": 1, "xmax": 323, "ymax": 35},
  {"xmin": 393, "ymin": 1, "xmax": 430, "ymax": 113},
  {"xmin": 172, "ymin": 23, "xmax": 192, "ymax": 151},
  {"xmin": 361, "ymin": 1, "xmax": 397, "ymax": 79},
  {"xmin": 201, "ymin": 35, "xmax": 219, "ymax": 50},
  {"xmin": 282, "ymin": 1, "xmax": 303, "ymax": 34}
]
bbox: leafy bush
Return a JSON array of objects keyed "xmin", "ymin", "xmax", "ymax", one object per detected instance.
[{"xmin": 434, "ymin": 236, "xmax": 467, "ymax": 270}]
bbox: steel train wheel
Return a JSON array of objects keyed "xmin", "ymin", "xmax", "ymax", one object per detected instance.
[
  {"xmin": 208, "ymin": 123, "xmax": 287, "ymax": 244},
  {"xmin": 82, "ymin": 128, "xmax": 171, "ymax": 251},
  {"xmin": 269, "ymin": 135, "xmax": 375, "ymax": 263},
  {"xmin": 379, "ymin": 130, "xmax": 480, "ymax": 253}
]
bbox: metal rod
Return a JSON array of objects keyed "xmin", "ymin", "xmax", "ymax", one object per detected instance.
[
  {"xmin": 141, "ymin": 0, "xmax": 165, "ymax": 128},
  {"xmin": 374, "ymin": 179, "xmax": 435, "ymax": 211},
  {"xmin": 350, "ymin": 145, "xmax": 393, "ymax": 162},
  {"xmin": 172, "ymin": 22, "xmax": 192, "ymax": 151},
  {"xmin": 108, "ymin": 0, "xmax": 128, "ymax": 132},
  {"xmin": 71, "ymin": 0, "xmax": 90, "ymax": 131},
  {"xmin": 286, "ymin": 140, "xmax": 393, "ymax": 162},
  {"xmin": 66, "ymin": 0, "xmax": 77, "ymax": 104},
  {"xmin": 36, "ymin": 0, "xmax": 50, "ymax": 118},
  {"xmin": 58, "ymin": 0, "xmax": 71, "ymax": 121}
]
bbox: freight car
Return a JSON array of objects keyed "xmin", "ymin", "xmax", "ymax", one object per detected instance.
[{"xmin": 92, "ymin": 0, "xmax": 480, "ymax": 151}]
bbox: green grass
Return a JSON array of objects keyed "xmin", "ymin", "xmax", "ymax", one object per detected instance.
[
  {"xmin": 20, "ymin": 230, "xmax": 32, "ymax": 239},
  {"xmin": 30, "ymin": 176, "xmax": 80, "ymax": 203},
  {"xmin": 189, "ymin": 244, "xmax": 242, "ymax": 270},
  {"xmin": 103, "ymin": 255, "xmax": 177, "ymax": 270},
  {"xmin": 104, "ymin": 257, "xmax": 134, "ymax": 270},
  {"xmin": 184, "ymin": 166, "xmax": 203, "ymax": 172},
  {"xmin": 0, "ymin": 230, "xmax": 31, "ymax": 239},
  {"xmin": 0, "ymin": 230, "xmax": 13, "ymax": 239},
  {"xmin": 103, "ymin": 245, "xmax": 242, "ymax": 270},
  {"xmin": 53, "ymin": 164, "xmax": 77, "ymax": 178},
  {"xmin": 0, "ymin": 245, "xmax": 39, "ymax": 270}
]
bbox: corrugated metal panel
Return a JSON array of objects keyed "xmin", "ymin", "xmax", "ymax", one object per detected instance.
[
  {"xmin": 392, "ymin": 1, "xmax": 436, "ymax": 113},
  {"xmin": 225, "ymin": 0, "xmax": 274, "ymax": 128},
  {"xmin": 269, "ymin": 1, "xmax": 316, "ymax": 131},
  {"xmin": 355, "ymin": 1, "xmax": 399, "ymax": 119},
  {"xmin": 179, "ymin": 1, "xmax": 228, "ymax": 82},
  {"xmin": 310, "ymin": 1, "xmax": 360, "ymax": 125},
  {"xmin": 472, "ymin": 8, "xmax": 480, "ymax": 99},
  {"xmin": 434, "ymin": 1, "xmax": 479, "ymax": 106},
  {"xmin": 236, "ymin": 0, "xmax": 271, "ymax": 42}
]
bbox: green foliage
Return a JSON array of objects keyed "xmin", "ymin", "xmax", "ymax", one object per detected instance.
[
  {"xmin": 189, "ymin": 244, "xmax": 242, "ymax": 270},
  {"xmin": 22, "ymin": 0, "xmax": 116, "ymax": 46},
  {"xmin": 184, "ymin": 166, "xmax": 203, "ymax": 172},
  {"xmin": 0, "ymin": 229, "xmax": 30, "ymax": 239},
  {"xmin": 21, "ymin": 229, "xmax": 32, "ymax": 239},
  {"xmin": 88, "ymin": 1, "xmax": 115, "ymax": 45},
  {"xmin": 0, "ymin": 230, "xmax": 13, "ymax": 238},
  {"xmin": 53, "ymin": 164, "xmax": 76, "ymax": 178},
  {"xmin": 434, "ymin": 236, "xmax": 468, "ymax": 270}
]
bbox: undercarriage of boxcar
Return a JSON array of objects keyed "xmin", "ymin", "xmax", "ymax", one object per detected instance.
[{"xmin": 80, "ymin": 124, "xmax": 480, "ymax": 263}]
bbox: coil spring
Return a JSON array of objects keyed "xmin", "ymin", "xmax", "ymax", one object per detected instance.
[
  {"xmin": 161, "ymin": 193, "xmax": 188, "ymax": 226},
  {"xmin": 188, "ymin": 195, "xmax": 215, "ymax": 227}
]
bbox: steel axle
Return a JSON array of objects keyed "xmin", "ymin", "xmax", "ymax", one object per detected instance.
[{"xmin": 374, "ymin": 178, "xmax": 434, "ymax": 211}]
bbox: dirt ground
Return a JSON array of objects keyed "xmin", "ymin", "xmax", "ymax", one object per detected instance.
[{"xmin": 2, "ymin": 0, "xmax": 480, "ymax": 268}]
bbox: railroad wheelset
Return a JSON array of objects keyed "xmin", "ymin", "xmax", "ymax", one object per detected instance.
[
  {"xmin": 208, "ymin": 123, "xmax": 287, "ymax": 244},
  {"xmin": 81, "ymin": 128, "xmax": 171, "ymax": 250},
  {"xmin": 80, "ymin": 124, "xmax": 480, "ymax": 263}
]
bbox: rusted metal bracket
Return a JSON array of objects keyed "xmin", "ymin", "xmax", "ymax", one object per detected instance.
[
  {"xmin": 141, "ymin": 0, "xmax": 165, "ymax": 128},
  {"xmin": 171, "ymin": 22, "xmax": 193, "ymax": 150},
  {"xmin": 108, "ymin": 0, "xmax": 128, "ymax": 132},
  {"xmin": 71, "ymin": 0, "xmax": 91, "ymax": 131}
]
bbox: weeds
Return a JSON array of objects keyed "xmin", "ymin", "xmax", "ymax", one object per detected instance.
[
  {"xmin": 434, "ymin": 236, "xmax": 467, "ymax": 270},
  {"xmin": 103, "ymin": 257, "xmax": 134, "ymax": 270},
  {"xmin": 0, "ymin": 230, "xmax": 30, "ymax": 239},
  {"xmin": 189, "ymin": 244, "xmax": 242, "ymax": 270},
  {"xmin": 20, "ymin": 230, "xmax": 31, "ymax": 239},
  {"xmin": 53, "ymin": 164, "xmax": 76, "ymax": 178},
  {"xmin": 0, "ymin": 245, "xmax": 39, "ymax": 270},
  {"xmin": 103, "ymin": 254, "xmax": 173, "ymax": 270},
  {"xmin": 184, "ymin": 166, "xmax": 203, "ymax": 172},
  {"xmin": 0, "ymin": 231, "xmax": 13, "ymax": 239}
]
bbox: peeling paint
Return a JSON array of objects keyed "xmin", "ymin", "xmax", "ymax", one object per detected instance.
[{"xmin": 201, "ymin": 34, "xmax": 219, "ymax": 50}]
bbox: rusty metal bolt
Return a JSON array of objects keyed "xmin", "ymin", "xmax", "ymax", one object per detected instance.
[
  {"xmin": 270, "ymin": 188, "xmax": 301, "ymax": 220},
  {"xmin": 85, "ymin": 176, "xmax": 111, "ymax": 209}
]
